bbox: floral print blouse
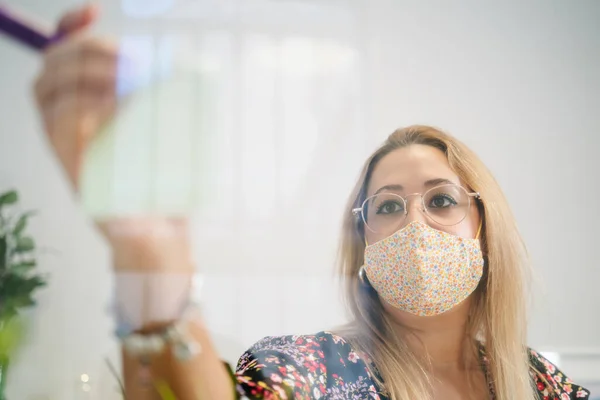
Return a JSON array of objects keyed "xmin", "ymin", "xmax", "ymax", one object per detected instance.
[{"xmin": 233, "ymin": 331, "xmax": 590, "ymax": 400}]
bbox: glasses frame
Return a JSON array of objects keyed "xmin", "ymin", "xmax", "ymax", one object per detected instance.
[{"xmin": 351, "ymin": 183, "xmax": 481, "ymax": 233}]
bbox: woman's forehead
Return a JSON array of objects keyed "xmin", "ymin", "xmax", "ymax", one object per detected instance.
[{"xmin": 367, "ymin": 145, "xmax": 460, "ymax": 195}]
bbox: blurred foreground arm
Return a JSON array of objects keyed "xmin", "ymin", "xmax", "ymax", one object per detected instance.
[{"xmin": 35, "ymin": 5, "xmax": 236, "ymax": 399}]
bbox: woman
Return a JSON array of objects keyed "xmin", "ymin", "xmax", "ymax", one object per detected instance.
[{"xmin": 34, "ymin": 5, "xmax": 590, "ymax": 400}]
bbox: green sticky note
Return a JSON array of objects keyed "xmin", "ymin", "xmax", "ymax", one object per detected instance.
[{"xmin": 81, "ymin": 67, "xmax": 217, "ymax": 219}]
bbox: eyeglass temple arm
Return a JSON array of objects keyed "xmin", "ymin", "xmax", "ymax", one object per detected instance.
[{"xmin": 352, "ymin": 207, "xmax": 362, "ymax": 216}]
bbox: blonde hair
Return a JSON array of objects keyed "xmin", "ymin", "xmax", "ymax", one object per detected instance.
[{"xmin": 336, "ymin": 125, "xmax": 535, "ymax": 400}]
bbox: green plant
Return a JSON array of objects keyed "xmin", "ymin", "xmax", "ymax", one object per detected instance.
[
  {"xmin": 0, "ymin": 190, "xmax": 46, "ymax": 399},
  {"xmin": 0, "ymin": 190, "xmax": 46, "ymax": 323}
]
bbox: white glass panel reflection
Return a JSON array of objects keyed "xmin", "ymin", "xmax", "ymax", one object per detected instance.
[
  {"xmin": 121, "ymin": 0, "xmax": 175, "ymax": 18},
  {"xmin": 240, "ymin": 34, "xmax": 278, "ymax": 220}
]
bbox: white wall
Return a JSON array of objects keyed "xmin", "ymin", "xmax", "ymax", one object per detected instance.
[
  {"xmin": 361, "ymin": 0, "xmax": 600, "ymax": 352},
  {"xmin": 0, "ymin": 1, "xmax": 598, "ymax": 398}
]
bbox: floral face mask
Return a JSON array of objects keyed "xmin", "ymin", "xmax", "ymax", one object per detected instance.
[{"xmin": 363, "ymin": 221, "xmax": 484, "ymax": 316}]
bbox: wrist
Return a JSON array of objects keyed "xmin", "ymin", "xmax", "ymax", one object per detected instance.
[
  {"xmin": 112, "ymin": 270, "xmax": 204, "ymax": 337},
  {"xmin": 120, "ymin": 304, "xmax": 204, "ymax": 362},
  {"xmin": 111, "ymin": 249, "xmax": 195, "ymax": 272},
  {"xmin": 96, "ymin": 216, "xmax": 194, "ymax": 272},
  {"xmin": 112, "ymin": 271, "xmax": 202, "ymax": 334}
]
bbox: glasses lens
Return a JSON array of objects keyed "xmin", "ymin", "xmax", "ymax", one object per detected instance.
[
  {"xmin": 423, "ymin": 184, "xmax": 471, "ymax": 226},
  {"xmin": 362, "ymin": 193, "xmax": 406, "ymax": 234}
]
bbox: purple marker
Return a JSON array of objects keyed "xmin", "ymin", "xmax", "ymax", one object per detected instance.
[{"xmin": 0, "ymin": 4, "xmax": 61, "ymax": 51}]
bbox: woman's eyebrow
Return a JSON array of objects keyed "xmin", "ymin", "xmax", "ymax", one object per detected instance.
[{"xmin": 373, "ymin": 178, "xmax": 457, "ymax": 195}]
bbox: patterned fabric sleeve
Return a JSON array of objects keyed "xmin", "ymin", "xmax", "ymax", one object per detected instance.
[
  {"xmin": 233, "ymin": 335, "xmax": 321, "ymax": 400},
  {"xmin": 231, "ymin": 332, "xmax": 386, "ymax": 400},
  {"xmin": 528, "ymin": 349, "xmax": 591, "ymax": 400}
]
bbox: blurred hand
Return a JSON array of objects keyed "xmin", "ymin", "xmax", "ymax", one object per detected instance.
[{"xmin": 34, "ymin": 3, "xmax": 117, "ymax": 190}]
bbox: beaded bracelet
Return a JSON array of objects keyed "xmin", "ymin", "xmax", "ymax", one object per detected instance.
[{"xmin": 119, "ymin": 303, "xmax": 203, "ymax": 361}]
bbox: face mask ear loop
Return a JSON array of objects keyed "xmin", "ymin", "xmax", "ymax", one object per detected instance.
[{"xmin": 475, "ymin": 220, "xmax": 483, "ymax": 240}]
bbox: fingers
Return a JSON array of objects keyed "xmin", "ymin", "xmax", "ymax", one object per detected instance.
[
  {"xmin": 56, "ymin": 3, "xmax": 99, "ymax": 35},
  {"xmin": 34, "ymin": 65, "xmax": 116, "ymax": 116},
  {"xmin": 33, "ymin": 33, "xmax": 119, "ymax": 189},
  {"xmin": 43, "ymin": 34, "xmax": 117, "ymax": 68},
  {"xmin": 34, "ymin": 36, "xmax": 118, "ymax": 111},
  {"xmin": 35, "ymin": 55, "xmax": 117, "ymax": 111}
]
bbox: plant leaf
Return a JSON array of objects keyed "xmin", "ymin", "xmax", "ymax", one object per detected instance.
[
  {"xmin": 4, "ymin": 295, "xmax": 36, "ymax": 309},
  {"xmin": 0, "ymin": 316, "xmax": 25, "ymax": 356},
  {"xmin": 11, "ymin": 260, "xmax": 36, "ymax": 275},
  {"xmin": 0, "ymin": 191, "xmax": 18, "ymax": 206},
  {"xmin": 15, "ymin": 237, "xmax": 35, "ymax": 252},
  {"xmin": 0, "ymin": 274, "xmax": 46, "ymax": 314},
  {"xmin": 13, "ymin": 211, "xmax": 35, "ymax": 237},
  {"xmin": 0, "ymin": 235, "xmax": 6, "ymax": 270}
]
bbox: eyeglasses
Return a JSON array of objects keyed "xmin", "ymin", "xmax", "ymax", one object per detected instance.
[{"xmin": 352, "ymin": 184, "xmax": 480, "ymax": 235}]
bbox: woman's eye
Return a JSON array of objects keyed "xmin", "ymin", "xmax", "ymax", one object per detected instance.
[
  {"xmin": 428, "ymin": 195, "xmax": 457, "ymax": 209},
  {"xmin": 377, "ymin": 201, "xmax": 404, "ymax": 214}
]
